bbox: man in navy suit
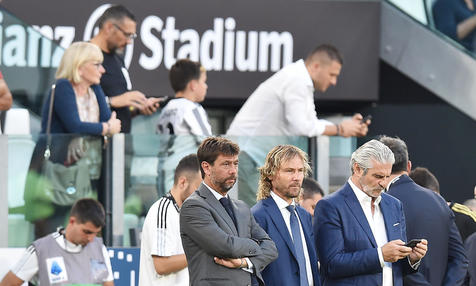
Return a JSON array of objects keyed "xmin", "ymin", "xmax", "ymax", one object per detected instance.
[
  {"xmin": 380, "ymin": 136, "xmax": 468, "ymax": 286},
  {"xmin": 251, "ymin": 145, "xmax": 320, "ymax": 286},
  {"xmin": 314, "ymin": 140, "xmax": 427, "ymax": 286}
]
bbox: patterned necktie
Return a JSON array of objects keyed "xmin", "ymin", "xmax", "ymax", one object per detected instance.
[
  {"xmin": 286, "ymin": 205, "xmax": 309, "ymax": 286},
  {"xmin": 220, "ymin": 197, "xmax": 237, "ymax": 227}
]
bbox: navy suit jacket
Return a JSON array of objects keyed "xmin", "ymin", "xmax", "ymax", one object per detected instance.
[
  {"xmin": 252, "ymin": 196, "xmax": 321, "ymax": 286},
  {"xmin": 314, "ymin": 182, "xmax": 414, "ymax": 286},
  {"xmin": 387, "ymin": 175, "xmax": 468, "ymax": 286}
]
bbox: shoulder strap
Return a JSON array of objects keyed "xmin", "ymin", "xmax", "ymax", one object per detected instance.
[
  {"xmin": 0, "ymin": 110, "xmax": 6, "ymax": 133},
  {"xmin": 44, "ymin": 84, "xmax": 56, "ymax": 160}
]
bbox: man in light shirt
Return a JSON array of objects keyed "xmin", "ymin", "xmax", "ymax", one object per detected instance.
[
  {"xmin": 139, "ymin": 154, "xmax": 202, "ymax": 286},
  {"xmin": 252, "ymin": 145, "xmax": 321, "ymax": 286},
  {"xmin": 314, "ymin": 140, "xmax": 427, "ymax": 286},
  {"xmin": 226, "ymin": 44, "xmax": 370, "ymax": 206},
  {"xmin": 0, "ymin": 199, "xmax": 113, "ymax": 286}
]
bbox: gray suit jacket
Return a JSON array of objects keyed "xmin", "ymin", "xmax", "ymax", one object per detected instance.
[{"xmin": 180, "ymin": 183, "xmax": 278, "ymax": 286}]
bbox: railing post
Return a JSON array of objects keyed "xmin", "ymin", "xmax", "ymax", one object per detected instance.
[
  {"xmin": 317, "ymin": 136, "xmax": 330, "ymax": 196},
  {"xmin": 112, "ymin": 134, "xmax": 125, "ymax": 247},
  {"xmin": 0, "ymin": 135, "xmax": 8, "ymax": 247}
]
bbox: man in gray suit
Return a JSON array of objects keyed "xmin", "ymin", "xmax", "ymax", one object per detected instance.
[{"xmin": 180, "ymin": 137, "xmax": 278, "ymax": 286}]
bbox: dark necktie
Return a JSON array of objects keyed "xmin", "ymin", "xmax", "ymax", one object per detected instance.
[
  {"xmin": 286, "ymin": 205, "xmax": 309, "ymax": 286},
  {"xmin": 220, "ymin": 197, "xmax": 237, "ymax": 227}
]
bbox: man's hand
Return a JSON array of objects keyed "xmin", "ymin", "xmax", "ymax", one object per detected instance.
[
  {"xmin": 382, "ymin": 239, "xmax": 412, "ymax": 262},
  {"xmin": 214, "ymin": 257, "xmax": 247, "ymax": 269},
  {"xmin": 110, "ymin": 91, "xmax": 148, "ymax": 109},
  {"xmin": 408, "ymin": 239, "xmax": 428, "ymax": 264},
  {"xmin": 139, "ymin": 97, "xmax": 162, "ymax": 115},
  {"xmin": 339, "ymin": 113, "xmax": 370, "ymax": 137}
]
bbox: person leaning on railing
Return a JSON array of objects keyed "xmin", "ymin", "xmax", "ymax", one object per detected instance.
[{"xmin": 25, "ymin": 42, "xmax": 121, "ymax": 239}]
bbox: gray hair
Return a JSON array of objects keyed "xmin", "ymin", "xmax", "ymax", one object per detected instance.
[{"xmin": 350, "ymin": 140, "xmax": 395, "ymax": 175}]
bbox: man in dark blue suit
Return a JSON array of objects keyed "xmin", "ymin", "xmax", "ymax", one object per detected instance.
[
  {"xmin": 380, "ymin": 136, "xmax": 468, "ymax": 286},
  {"xmin": 251, "ymin": 145, "xmax": 320, "ymax": 286},
  {"xmin": 314, "ymin": 140, "xmax": 427, "ymax": 286}
]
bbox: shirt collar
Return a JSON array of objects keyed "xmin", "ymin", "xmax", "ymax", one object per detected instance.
[
  {"xmin": 297, "ymin": 59, "xmax": 315, "ymax": 92},
  {"xmin": 203, "ymin": 182, "xmax": 228, "ymax": 200},
  {"xmin": 270, "ymin": 191, "xmax": 296, "ymax": 210},
  {"xmin": 348, "ymin": 178, "xmax": 382, "ymax": 206},
  {"xmin": 386, "ymin": 175, "xmax": 402, "ymax": 191}
]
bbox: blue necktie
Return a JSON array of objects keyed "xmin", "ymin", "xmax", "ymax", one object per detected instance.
[
  {"xmin": 220, "ymin": 197, "xmax": 237, "ymax": 228},
  {"xmin": 287, "ymin": 205, "xmax": 309, "ymax": 286}
]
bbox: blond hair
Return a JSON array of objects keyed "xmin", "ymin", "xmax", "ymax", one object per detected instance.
[
  {"xmin": 256, "ymin": 145, "xmax": 311, "ymax": 201},
  {"xmin": 55, "ymin": 42, "xmax": 103, "ymax": 84}
]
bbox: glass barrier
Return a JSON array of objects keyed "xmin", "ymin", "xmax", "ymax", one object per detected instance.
[
  {"xmin": 6, "ymin": 133, "xmax": 106, "ymax": 247},
  {"xmin": 0, "ymin": 7, "xmax": 64, "ymax": 132},
  {"xmin": 6, "ymin": 133, "xmax": 326, "ymax": 248},
  {"xmin": 121, "ymin": 134, "xmax": 310, "ymax": 247},
  {"xmin": 385, "ymin": 0, "xmax": 476, "ymax": 58}
]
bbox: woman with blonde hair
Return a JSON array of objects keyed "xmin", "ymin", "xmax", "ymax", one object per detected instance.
[
  {"xmin": 41, "ymin": 41, "xmax": 120, "ymax": 135},
  {"xmin": 26, "ymin": 42, "xmax": 121, "ymax": 238}
]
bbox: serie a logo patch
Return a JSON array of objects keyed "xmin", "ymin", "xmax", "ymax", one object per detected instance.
[{"xmin": 46, "ymin": 257, "xmax": 68, "ymax": 284}]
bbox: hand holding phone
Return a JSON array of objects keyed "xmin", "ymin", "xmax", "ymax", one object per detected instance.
[
  {"xmin": 405, "ymin": 239, "xmax": 422, "ymax": 248},
  {"xmin": 361, "ymin": 115, "xmax": 372, "ymax": 124}
]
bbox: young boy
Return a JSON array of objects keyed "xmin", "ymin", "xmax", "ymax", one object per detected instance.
[{"xmin": 156, "ymin": 59, "xmax": 211, "ymax": 194}]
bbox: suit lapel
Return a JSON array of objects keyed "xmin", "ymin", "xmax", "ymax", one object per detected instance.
[
  {"xmin": 263, "ymin": 197, "xmax": 298, "ymax": 259},
  {"xmin": 197, "ymin": 183, "xmax": 238, "ymax": 235},
  {"xmin": 230, "ymin": 199, "xmax": 245, "ymax": 236},
  {"xmin": 380, "ymin": 195, "xmax": 400, "ymax": 241},
  {"xmin": 342, "ymin": 184, "xmax": 378, "ymax": 247},
  {"xmin": 296, "ymin": 207, "xmax": 316, "ymax": 261}
]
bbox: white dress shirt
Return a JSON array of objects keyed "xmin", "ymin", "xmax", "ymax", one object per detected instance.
[
  {"xmin": 270, "ymin": 191, "xmax": 314, "ymax": 286},
  {"xmin": 227, "ymin": 59, "xmax": 333, "ymax": 137},
  {"xmin": 348, "ymin": 179, "xmax": 393, "ymax": 286}
]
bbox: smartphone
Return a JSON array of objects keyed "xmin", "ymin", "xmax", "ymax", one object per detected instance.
[
  {"xmin": 361, "ymin": 115, "xmax": 372, "ymax": 124},
  {"xmin": 404, "ymin": 239, "xmax": 422, "ymax": 248}
]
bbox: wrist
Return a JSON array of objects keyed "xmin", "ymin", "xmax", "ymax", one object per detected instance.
[
  {"xmin": 106, "ymin": 122, "xmax": 112, "ymax": 136},
  {"xmin": 239, "ymin": 258, "xmax": 245, "ymax": 269},
  {"xmin": 335, "ymin": 123, "xmax": 340, "ymax": 136}
]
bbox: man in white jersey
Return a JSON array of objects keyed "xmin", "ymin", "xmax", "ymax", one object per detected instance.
[
  {"xmin": 0, "ymin": 199, "xmax": 113, "ymax": 286},
  {"xmin": 156, "ymin": 59, "xmax": 211, "ymax": 193},
  {"xmin": 139, "ymin": 154, "xmax": 202, "ymax": 285}
]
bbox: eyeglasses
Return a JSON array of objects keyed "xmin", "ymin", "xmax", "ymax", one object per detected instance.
[{"xmin": 113, "ymin": 23, "xmax": 137, "ymax": 40}]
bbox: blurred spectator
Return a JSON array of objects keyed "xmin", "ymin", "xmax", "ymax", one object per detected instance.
[
  {"xmin": 433, "ymin": 0, "xmax": 476, "ymax": 52},
  {"xmin": 90, "ymin": 5, "xmax": 161, "ymax": 133},
  {"xmin": 139, "ymin": 154, "xmax": 201, "ymax": 286},
  {"xmin": 410, "ymin": 166, "xmax": 476, "ymax": 242},
  {"xmin": 0, "ymin": 71, "xmax": 12, "ymax": 111},
  {"xmin": 465, "ymin": 232, "xmax": 476, "ymax": 286},
  {"xmin": 0, "ymin": 71, "xmax": 12, "ymax": 134},
  {"xmin": 382, "ymin": 136, "xmax": 468, "ymax": 286},
  {"xmin": 156, "ymin": 59, "xmax": 211, "ymax": 193},
  {"xmin": 465, "ymin": 199, "xmax": 476, "ymax": 211},
  {"xmin": 0, "ymin": 199, "xmax": 114, "ymax": 286},
  {"xmin": 25, "ymin": 42, "xmax": 120, "ymax": 238},
  {"xmin": 227, "ymin": 44, "xmax": 370, "ymax": 206},
  {"xmin": 298, "ymin": 177, "xmax": 324, "ymax": 217}
]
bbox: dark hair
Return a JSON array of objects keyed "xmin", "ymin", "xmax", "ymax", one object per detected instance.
[
  {"xmin": 197, "ymin": 137, "xmax": 240, "ymax": 178},
  {"xmin": 169, "ymin": 59, "xmax": 204, "ymax": 93},
  {"xmin": 174, "ymin": 154, "xmax": 200, "ymax": 185},
  {"xmin": 70, "ymin": 198, "xmax": 106, "ymax": 228},
  {"xmin": 409, "ymin": 167, "xmax": 440, "ymax": 193},
  {"xmin": 379, "ymin": 136, "xmax": 408, "ymax": 174},
  {"xmin": 305, "ymin": 44, "xmax": 343, "ymax": 65},
  {"xmin": 97, "ymin": 5, "xmax": 136, "ymax": 29},
  {"xmin": 301, "ymin": 177, "xmax": 324, "ymax": 199}
]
